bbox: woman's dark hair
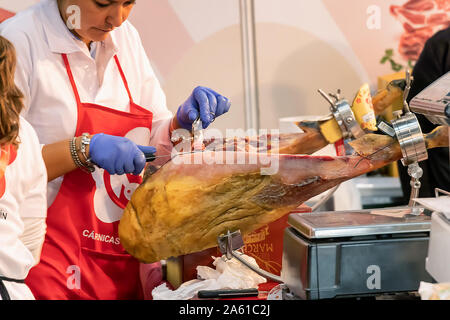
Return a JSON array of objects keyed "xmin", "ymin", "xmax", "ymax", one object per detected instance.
[{"xmin": 0, "ymin": 36, "xmax": 24, "ymax": 146}]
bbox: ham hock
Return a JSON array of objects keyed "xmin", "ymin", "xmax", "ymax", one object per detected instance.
[{"xmin": 119, "ymin": 126, "xmax": 448, "ymax": 263}]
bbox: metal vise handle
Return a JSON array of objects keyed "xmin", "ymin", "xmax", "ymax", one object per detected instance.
[
  {"xmin": 317, "ymin": 89, "xmax": 365, "ymax": 140},
  {"xmin": 218, "ymin": 230, "xmax": 282, "ymax": 283},
  {"xmin": 391, "ymin": 71, "xmax": 428, "ymax": 215},
  {"xmin": 229, "ymin": 251, "xmax": 283, "ymax": 283}
]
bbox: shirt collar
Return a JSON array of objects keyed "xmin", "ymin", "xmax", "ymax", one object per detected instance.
[{"xmin": 39, "ymin": 0, "xmax": 118, "ymax": 56}]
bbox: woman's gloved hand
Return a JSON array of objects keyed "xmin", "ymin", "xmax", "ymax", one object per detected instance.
[
  {"xmin": 89, "ymin": 133, "xmax": 156, "ymax": 175},
  {"xmin": 176, "ymin": 86, "xmax": 231, "ymax": 130}
]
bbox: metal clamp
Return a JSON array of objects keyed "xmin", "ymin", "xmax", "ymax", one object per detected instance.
[
  {"xmin": 217, "ymin": 230, "xmax": 282, "ymax": 283},
  {"xmin": 391, "ymin": 69, "xmax": 428, "ymax": 166},
  {"xmin": 390, "ymin": 70, "xmax": 428, "ymax": 214},
  {"xmin": 391, "ymin": 69, "xmax": 427, "ymax": 165},
  {"xmin": 318, "ymin": 89, "xmax": 365, "ymax": 140},
  {"xmin": 391, "ymin": 112, "xmax": 428, "ymax": 166}
]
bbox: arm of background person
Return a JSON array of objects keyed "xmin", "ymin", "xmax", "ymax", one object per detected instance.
[{"xmin": 17, "ymin": 119, "xmax": 48, "ymax": 265}]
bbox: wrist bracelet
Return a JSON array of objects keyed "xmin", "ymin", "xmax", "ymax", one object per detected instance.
[
  {"xmin": 79, "ymin": 133, "xmax": 95, "ymax": 171},
  {"xmin": 69, "ymin": 137, "xmax": 85, "ymax": 170},
  {"xmin": 70, "ymin": 136, "xmax": 95, "ymax": 173}
]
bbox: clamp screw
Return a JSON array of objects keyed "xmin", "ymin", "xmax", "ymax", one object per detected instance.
[{"xmin": 408, "ymin": 162, "xmax": 423, "ymax": 179}]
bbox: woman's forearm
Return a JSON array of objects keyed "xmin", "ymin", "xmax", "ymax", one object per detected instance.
[{"xmin": 42, "ymin": 137, "xmax": 90, "ymax": 182}]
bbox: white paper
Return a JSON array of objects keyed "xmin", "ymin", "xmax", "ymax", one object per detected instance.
[
  {"xmin": 413, "ymin": 197, "xmax": 450, "ymax": 219},
  {"xmin": 152, "ymin": 279, "xmax": 220, "ymax": 300},
  {"xmin": 152, "ymin": 254, "xmax": 267, "ymax": 300}
]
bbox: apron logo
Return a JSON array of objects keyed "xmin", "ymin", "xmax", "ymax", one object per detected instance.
[
  {"xmin": 0, "ymin": 209, "xmax": 7, "ymax": 220},
  {"xmin": 104, "ymin": 171, "xmax": 142, "ymax": 209},
  {"xmin": 82, "ymin": 229, "xmax": 120, "ymax": 245},
  {"xmin": 91, "ymin": 127, "xmax": 150, "ymax": 224},
  {"xmin": 92, "ymin": 169, "xmax": 141, "ymax": 224}
]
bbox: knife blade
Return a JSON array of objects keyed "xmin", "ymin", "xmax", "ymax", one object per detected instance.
[{"xmin": 144, "ymin": 151, "xmax": 204, "ymax": 162}]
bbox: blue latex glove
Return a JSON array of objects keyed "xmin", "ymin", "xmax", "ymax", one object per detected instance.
[
  {"xmin": 176, "ymin": 86, "xmax": 231, "ymax": 130},
  {"xmin": 89, "ymin": 133, "xmax": 156, "ymax": 175}
]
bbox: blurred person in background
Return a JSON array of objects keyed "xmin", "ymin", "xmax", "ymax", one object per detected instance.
[
  {"xmin": 399, "ymin": 27, "xmax": 450, "ymax": 203},
  {"xmin": 0, "ymin": 35, "xmax": 47, "ymax": 300}
]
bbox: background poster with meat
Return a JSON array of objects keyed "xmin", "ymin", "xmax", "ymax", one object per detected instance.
[
  {"xmin": 388, "ymin": 0, "xmax": 449, "ymax": 69},
  {"xmin": 0, "ymin": 0, "xmax": 449, "ymax": 130}
]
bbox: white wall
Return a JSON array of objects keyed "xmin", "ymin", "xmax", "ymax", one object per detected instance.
[{"xmin": 2, "ymin": 0, "xmax": 445, "ymax": 132}]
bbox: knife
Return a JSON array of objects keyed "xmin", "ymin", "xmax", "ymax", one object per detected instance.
[
  {"xmin": 197, "ymin": 288, "xmax": 259, "ymax": 299},
  {"xmin": 144, "ymin": 151, "xmax": 204, "ymax": 162}
]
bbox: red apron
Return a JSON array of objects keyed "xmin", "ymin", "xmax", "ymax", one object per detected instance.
[{"xmin": 26, "ymin": 54, "xmax": 155, "ymax": 300}]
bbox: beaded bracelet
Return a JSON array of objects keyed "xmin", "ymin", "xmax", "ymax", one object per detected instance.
[
  {"xmin": 69, "ymin": 137, "xmax": 95, "ymax": 173},
  {"xmin": 69, "ymin": 137, "xmax": 85, "ymax": 169}
]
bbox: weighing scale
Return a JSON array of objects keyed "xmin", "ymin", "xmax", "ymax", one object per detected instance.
[{"xmin": 281, "ymin": 207, "xmax": 433, "ymax": 299}]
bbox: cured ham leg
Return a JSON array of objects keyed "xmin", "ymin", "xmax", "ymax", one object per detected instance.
[{"xmin": 119, "ymin": 127, "xmax": 448, "ymax": 263}]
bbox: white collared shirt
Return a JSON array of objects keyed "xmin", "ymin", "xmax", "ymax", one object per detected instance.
[
  {"xmin": 0, "ymin": 0, "xmax": 174, "ymax": 205},
  {"xmin": 0, "ymin": 117, "xmax": 47, "ymax": 286}
]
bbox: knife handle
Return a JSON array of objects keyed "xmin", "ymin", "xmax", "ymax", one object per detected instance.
[
  {"xmin": 197, "ymin": 288, "xmax": 259, "ymax": 299},
  {"xmin": 144, "ymin": 152, "xmax": 156, "ymax": 162}
]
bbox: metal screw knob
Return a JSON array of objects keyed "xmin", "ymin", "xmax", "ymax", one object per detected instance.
[{"xmin": 407, "ymin": 162, "xmax": 423, "ymax": 179}]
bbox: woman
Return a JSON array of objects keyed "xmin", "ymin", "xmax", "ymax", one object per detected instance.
[
  {"xmin": 0, "ymin": 0, "xmax": 230, "ymax": 299},
  {"xmin": 0, "ymin": 36, "xmax": 47, "ymax": 300}
]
